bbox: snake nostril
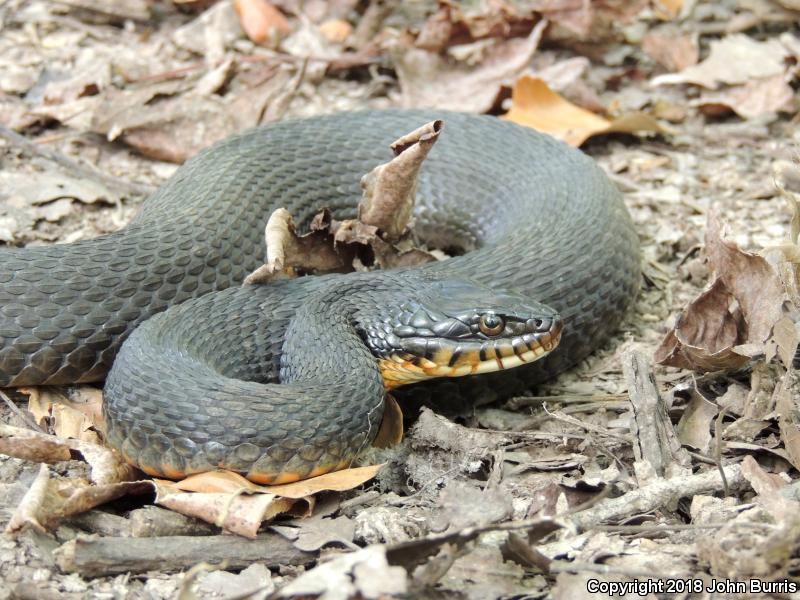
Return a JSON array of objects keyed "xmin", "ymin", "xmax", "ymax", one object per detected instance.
[{"xmin": 534, "ymin": 318, "xmax": 554, "ymax": 332}]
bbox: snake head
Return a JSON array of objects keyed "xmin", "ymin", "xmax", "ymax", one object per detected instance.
[{"xmin": 363, "ymin": 279, "xmax": 562, "ymax": 389}]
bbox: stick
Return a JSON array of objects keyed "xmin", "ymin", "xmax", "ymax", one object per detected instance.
[
  {"xmin": 0, "ymin": 124, "xmax": 155, "ymax": 198},
  {"xmin": 54, "ymin": 532, "xmax": 315, "ymax": 576},
  {"xmin": 129, "ymin": 505, "xmax": 216, "ymax": 537},
  {"xmin": 568, "ymin": 462, "xmax": 744, "ymax": 532},
  {"xmin": 622, "ymin": 350, "xmax": 686, "ymax": 476}
]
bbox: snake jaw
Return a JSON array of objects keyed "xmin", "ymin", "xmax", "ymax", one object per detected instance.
[{"xmin": 378, "ymin": 319, "xmax": 563, "ymax": 390}]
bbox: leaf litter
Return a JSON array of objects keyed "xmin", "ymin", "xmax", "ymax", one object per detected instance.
[{"xmin": 2, "ymin": 0, "xmax": 800, "ymax": 598}]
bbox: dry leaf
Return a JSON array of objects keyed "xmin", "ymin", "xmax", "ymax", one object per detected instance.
[
  {"xmin": 234, "ymin": 0, "xmax": 291, "ymax": 45},
  {"xmin": 22, "ymin": 387, "xmax": 104, "ymax": 442},
  {"xmin": 161, "ymin": 464, "xmax": 383, "ymax": 499},
  {"xmin": 318, "ymin": 19, "xmax": 352, "ymax": 44},
  {"xmin": 276, "ymin": 545, "xmax": 407, "ymax": 598},
  {"xmin": 695, "ymin": 74, "xmax": 795, "ymax": 119},
  {"xmin": 641, "ymin": 29, "xmax": 698, "ymax": 72},
  {"xmin": 392, "ymin": 20, "xmax": 546, "ymax": 113},
  {"xmin": 5, "ymin": 464, "xmax": 150, "ymax": 535},
  {"xmin": 652, "ymin": 34, "xmax": 790, "ymax": 89},
  {"xmin": 372, "ymin": 395, "xmax": 404, "ymax": 449},
  {"xmin": 359, "ymin": 119, "xmax": 441, "ymax": 241},
  {"xmin": 675, "ymin": 388, "xmax": 718, "ymax": 453},
  {"xmin": 503, "ymin": 76, "xmax": 665, "ymax": 147},
  {"xmin": 154, "ymin": 483, "xmax": 297, "ymax": 539},
  {"xmin": 652, "ymin": 0, "xmax": 685, "ymax": 19},
  {"xmin": 741, "ymin": 455, "xmax": 787, "ymax": 496},
  {"xmin": 656, "ymin": 207, "xmax": 787, "ymax": 372},
  {"xmin": 776, "ymin": 376, "xmax": 800, "ymax": 473}
]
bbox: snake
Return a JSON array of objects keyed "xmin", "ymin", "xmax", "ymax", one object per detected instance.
[{"xmin": 0, "ymin": 110, "xmax": 640, "ymax": 483}]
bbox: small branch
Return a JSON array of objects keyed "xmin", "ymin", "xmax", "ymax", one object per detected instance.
[
  {"xmin": 54, "ymin": 532, "xmax": 315, "ymax": 576},
  {"xmin": 0, "ymin": 124, "xmax": 155, "ymax": 198},
  {"xmin": 568, "ymin": 462, "xmax": 744, "ymax": 532},
  {"xmin": 622, "ymin": 350, "xmax": 688, "ymax": 476},
  {"xmin": 0, "ymin": 390, "xmax": 44, "ymax": 433}
]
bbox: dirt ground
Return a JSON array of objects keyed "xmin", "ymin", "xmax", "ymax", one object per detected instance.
[{"xmin": 1, "ymin": 0, "xmax": 800, "ymax": 598}]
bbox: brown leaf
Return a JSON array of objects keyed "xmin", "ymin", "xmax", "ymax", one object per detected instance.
[
  {"xmin": 154, "ymin": 483, "xmax": 296, "ymax": 539},
  {"xmin": 5, "ymin": 464, "xmax": 150, "ymax": 535},
  {"xmin": 392, "ymin": 20, "xmax": 546, "ymax": 113},
  {"xmin": 318, "ymin": 18, "xmax": 352, "ymax": 44},
  {"xmin": 776, "ymin": 375, "xmax": 800, "ymax": 473},
  {"xmin": 641, "ymin": 29, "xmax": 698, "ymax": 72},
  {"xmin": 695, "ymin": 74, "xmax": 795, "ymax": 120},
  {"xmin": 372, "ymin": 395, "xmax": 404, "ymax": 449},
  {"xmin": 656, "ymin": 207, "xmax": 788, "ymax": 372},
  {"xmin": 654, "ymin": 278, "xmax": 748, "ymax": 371},
  {"xmin": 22, "ymin": 386, "xmax": 104, "ymax": 442},
  {"xmin": 652, "ymin": 34, "xmax": 790, "ymax": 89},
  {"xmin": 675, "ymin": 388, "xmax": 718, "ymax": 453},
  {"xmin": 358, "ymin": 120, "xmax": 442, "ymax": 241},
  {"xmin": 163, "ymin": 464, "xmax": 383, "ymax": 499},
  {"xmin": 502, "ymin": 76, "xmax": 665, "ymax": 146},
  {"xmin": 741, "ymin": 455, "xmax": 787, "ymax": 497},
  {"xmin": 276, "ymin": 545, "xmax": 407, "ymax": 598},
  {"xmin": 705, "ymin": 207, "xmax": 785, "ymax": 345},
  {"xmin": 243, "ymin": 208, "xmax": 348, "ymax": 284},
  {"xmin": 234, "ymin": 0, "xmax": 292, "ymax": 45}
]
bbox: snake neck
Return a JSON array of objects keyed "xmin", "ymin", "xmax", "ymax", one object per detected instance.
[{"xmin": 278, "ymin": 280, "xmax": 386, "ymax": 445}]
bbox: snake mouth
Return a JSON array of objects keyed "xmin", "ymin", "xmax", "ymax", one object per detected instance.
[{"xmin": 379, "ymin": 320, "xmax": 562, "ymax": 389}]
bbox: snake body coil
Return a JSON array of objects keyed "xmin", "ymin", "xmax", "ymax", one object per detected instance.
[{"xmin": 0, "ymin": 111, "xmax": 640, "ymax": 481}]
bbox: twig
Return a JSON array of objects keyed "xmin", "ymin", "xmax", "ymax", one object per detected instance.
[
  {"xmin": 505, "ymin": 393, "xmax": 628, "ymax": 409},
  {"xmin": 568, "ymin": 462, "xmax": 745, "ymax": 532},
  {"xmin": 541, "ymin": 403, "xmax": 631, "ymax": 443},
  {"xmin": 0, "ymin": 125, "xmax": 155, "ymax": 198},
  {"xmin": 54, "ymin": 532, "xmax": 315, "ymax": 576},
  {"xmin": 714, "ymin": 407, "xmax": 730, "ymax": 496},
  {"xmin": 622, "ymin": 350, "xmax": 687, "ymax": 476},
  {"xmin": 0, "ymin": 390, "xmax": 44, "ymax": 433}
]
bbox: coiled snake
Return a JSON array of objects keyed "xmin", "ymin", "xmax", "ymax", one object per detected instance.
[{"xmin": 0, "ymin": 110, "xmax": 640, "ymax": 483}]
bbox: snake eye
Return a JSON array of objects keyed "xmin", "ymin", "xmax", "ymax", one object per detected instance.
[{"xmin": 478, "ymin": 313, "xmax": 505, "ymax": 336}]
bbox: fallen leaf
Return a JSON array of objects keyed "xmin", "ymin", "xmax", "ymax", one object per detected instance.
[
  {"xmin": 652, "ymin": 34, "xmax": 790, "ymax": 89},
  {"xmin": 281, "ymin": 515, "xmax": 357, "ymax": 552},
  {"xmin": 705, "ymin": 207, "xmax": 785, "ymax": 345},
  {"xmin": 276, "ymin": 545, "xmax": 407, "ymax": 598},
  {"xmin": 776, "ymin": 376, "xmax": 800, "ymax": 473},
  {"xmin": 741, "ymin": 455, "xmax": 787, "ymax": 496},
  {"xmin": 5, "ymin": 464, "xmax": 150, "ymax": 535},
  {"xmin": 503, "ymin": 75, "xmax": 665, "ymax": 146},
  {"xmin": 196, "ymin": 564, "xmax": 275, "ymax": 598},
  {"xmin": 695, "ymin": 73, "xmax": 795, "ymax": 119},
  {"xmin": 675, "ymin": 388, "xmax": 718, "ymax": 453},
  {"xmin": 22, "ymin": 386, "xmax": 104, "ymax": 442},
  {"xmin": 392, "ymin": 20, "xmax": 546, "ymax": 113},
  {"xmin": 372, "ymin": 395, "xmax": 404, "ymax": 449},
  {"xmin": 174, "ymin": 0, "xmax": 243, "ymax": 60},
  {"xmin": 0, "ymin": 171, "xmax": 117, "ymax": 207},
  {"xmin": 154, "ymin": 483, "xmax": 297, "ymax": 539},
  {"xmin": 358, "ymin": 119, "xmax": 442, "ymax": 241},
  {"xmin": 318, "ymin": 19, "xmax": 352, "ymax": 44},
  {"xmin": 652, "ymin": 0, "xmax": 685, "ymax": 19},
  {"xmin": 641, "ymin": 29, "xmax": 698, "ymax": 72},
  {"xmin": 656, "ymin": 207, "xmax": 788, "ymax": 372},
  {"xmin": 235, "ymin": 0, "xmax": 292, "ymax": 45},
  {"xmin": 161, "ymin": 464, "xmax": 383, "ymax": 499}
]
